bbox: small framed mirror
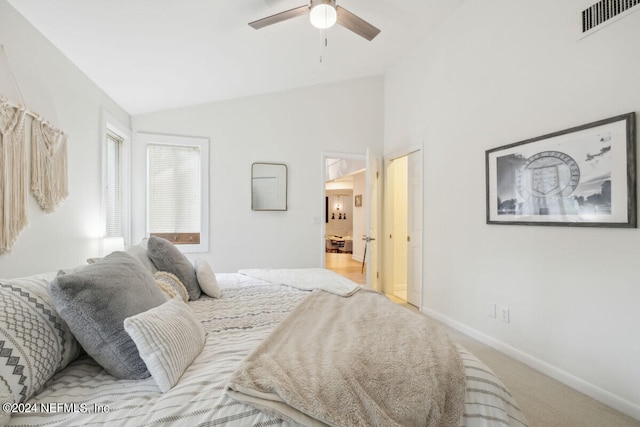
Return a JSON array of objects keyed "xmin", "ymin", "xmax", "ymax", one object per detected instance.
[{"xmin": 251, "ymin": 162, "xmax": 288, "ymax": 211}]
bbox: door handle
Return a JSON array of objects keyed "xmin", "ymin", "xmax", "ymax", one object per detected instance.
[{"xmin": 362, "ymin": 236, "xmax": 376, "ymax": 242}]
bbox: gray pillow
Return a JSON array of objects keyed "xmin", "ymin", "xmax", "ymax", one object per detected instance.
[
  {"xmin": 147, "ymin": 236, "xmax": 201, "ymax": 300},
  {"xmin": 126, "ymin": 243, "xmax": 158, "ymax": 274},
  {"xmin": 48, "ymin": 251, "xmax": 167, "ymax": 379}
]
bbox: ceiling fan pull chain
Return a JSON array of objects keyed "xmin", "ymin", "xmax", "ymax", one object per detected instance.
[
  {"xmin": 321, "ymin": 28, "xmax": 330, "ymax": 63},
  {"xmin": 319, "ymin": 28, "xmax": 327, "ymax": 63}
]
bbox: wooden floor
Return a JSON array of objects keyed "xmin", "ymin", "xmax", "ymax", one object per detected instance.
[
  {"xmin": 325, "ymin": 252, "xmax": 366, "ymax": 285},
  {"xmin": 325, "ymin": 253, "xmax": 418, "ymax": 311}
]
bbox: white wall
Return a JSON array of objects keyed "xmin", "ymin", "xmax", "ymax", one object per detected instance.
[
  {"xmin": 384, "ymin": 0, "xmax": 640, "ymax": 419},
  {"xmin": 0, "ymin": 0, "xmax": 383, "ymax": 279},
  {"xmin": 0, "ymin": 1, "xmax": 130, "ymax": 278},
  {"xmin": 351, "ymin": 171, "xmax": 367, "ymax": 262},
  {"xmin": 326, "ymin": 190, "xmax": 353, "ymax": 238},
  {"xmin": 132, "ymin": 77, "xmax": 384, "ymax": 272}
]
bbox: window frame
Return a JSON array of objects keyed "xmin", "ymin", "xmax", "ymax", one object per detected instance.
[
  {"xmin": 105, "ymin": 129, "xmax": 123, "ymax": 238},
  {"xmin": 139, "ymin": 132, "xmax": 209, "ymax": 253},
  {"xmin": 101, "ymin": 111, "xmax": 131, "ymax": 252}
]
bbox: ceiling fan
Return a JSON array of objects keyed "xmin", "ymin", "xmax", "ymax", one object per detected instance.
[{"xmin": 249, "ymin": 0, "xmax": 381, "ymax": 41}]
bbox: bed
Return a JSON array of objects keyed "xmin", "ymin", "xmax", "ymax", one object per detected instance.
[{"xmin": 0, "ymin": 242, "xmax": 528, "ymax": 427}]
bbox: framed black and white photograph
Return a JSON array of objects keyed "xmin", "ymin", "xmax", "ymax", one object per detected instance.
[
  {"xmin": 354, "ymin": 194, "xmax": 362, "ymax": 207},
  {"xmin": 485, "ymin": 112, "xmax": 636, "ymax": 227}
]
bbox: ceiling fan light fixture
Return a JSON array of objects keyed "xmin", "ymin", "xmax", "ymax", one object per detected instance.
[
  {"xmin": 248, "ymin": 0, "xmax": 379, "ymax": 41},
  {"xmin": 310, "ymin": 1, "xmax": 337, "ymax": 29}
]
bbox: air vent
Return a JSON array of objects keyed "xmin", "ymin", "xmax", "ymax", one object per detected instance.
[{"xmin": 581, "ymin": 0, "xmax": 640, "ymax": 33}]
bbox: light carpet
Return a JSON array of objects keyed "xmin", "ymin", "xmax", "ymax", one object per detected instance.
[{"xmin": 429, "ymin": 317, "xmax": 640, "ymax": 427}]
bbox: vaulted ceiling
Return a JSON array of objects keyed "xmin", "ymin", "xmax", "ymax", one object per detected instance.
[{"xmin": 7, "ymin": 0, "xmax": 460, "ymax": 114}]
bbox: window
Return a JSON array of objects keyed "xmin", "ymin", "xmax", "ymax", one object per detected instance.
[
  {"xmin": 102, "ymin": 112, "xmax": 131, "ymax": 253},
  {"xmin": 105, "ymin": 130, "xmax": 123, "ymax": 238},
  {"xmin": 141, "ymin": 133, "xmax": 209, "ymax": 253}
]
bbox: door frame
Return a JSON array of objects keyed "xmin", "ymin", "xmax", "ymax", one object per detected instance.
[
  {"xmin": 383, "ymin": 146, "xmax": 424, "ymax": 306},
  {"xmin": 320, "ymin": 151, "xmax": 367, "ymax": 275}
]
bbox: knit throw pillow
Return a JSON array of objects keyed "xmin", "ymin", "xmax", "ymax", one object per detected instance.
[
  {"xmin": 124, "ymin": 296, "xmax": 206, "ymax": 392},
  {"xmin": 0, "ymin": 273, "xmax": 80, "ymax": 403}
]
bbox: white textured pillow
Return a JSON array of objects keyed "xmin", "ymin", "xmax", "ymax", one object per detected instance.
[
  {"xmin": 195, "ymin": 258, "xmax": 221, "ymax": 298},
  {"xmin": 124, "ymin": 296, "xmax": 206, "ymax": 393}
]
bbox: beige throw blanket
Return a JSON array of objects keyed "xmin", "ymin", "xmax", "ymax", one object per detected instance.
[{"xmin": 226, "ymin": 290, "xmax": 465, "ymax": 427}]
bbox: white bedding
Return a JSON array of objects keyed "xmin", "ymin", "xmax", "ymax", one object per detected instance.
[
  {"xmin": 6, "ymin": 272, "xmax": 527, "ymax": 427},
  {"xmin": 239, "ymin": 268, "xmax": 360, "ymax": 296}
]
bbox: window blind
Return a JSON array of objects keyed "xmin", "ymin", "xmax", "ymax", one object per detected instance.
[
  {"xmin": 147, "ymin": 143, "xmax": 201, "ymax": 239},
  {"xmin": 105, "ymin": 131, "xmax": 123, "ymax": 238}
]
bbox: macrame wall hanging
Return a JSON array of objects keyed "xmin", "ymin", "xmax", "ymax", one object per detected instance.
[
  {"xmin": 0, "ymin": 98, "xmax": 27, "ymax": 254},
  {"xmin": 0, "ymin": 45, "xmax": 69, "ymax": 254},
  {"xmin": 31, "ymin": 119, "xmax": 68, "ymax": 212}
]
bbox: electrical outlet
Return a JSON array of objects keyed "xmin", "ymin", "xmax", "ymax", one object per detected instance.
[
  {"xmin": 488, "ymin": 303, "xmax": 497, "ymax": 318},
  {"xmin": 500, "ymin": 306, "xmax": 510, "ymax": 323}
]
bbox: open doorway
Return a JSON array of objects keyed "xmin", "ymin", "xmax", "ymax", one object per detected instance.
[
  {"xmin": 385, "ymin": 150, "xmax": 423, "ymax": 308},
  {"xmin": 388, "ymin": 155, "xmax": 408, "ymax": 301},
  {"xmin": 323, "ymin": 155, "xmax": 366, "ymax": 285}
]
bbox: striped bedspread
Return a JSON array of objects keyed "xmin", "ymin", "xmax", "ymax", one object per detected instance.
[{"xmin": 7, "ymin": 273, "xmax": 527, "ymax": 427}]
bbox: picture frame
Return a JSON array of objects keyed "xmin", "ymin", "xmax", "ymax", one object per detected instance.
[
  {"xmin": 354, "ymin": 194, "xmax": 362, "ymax": 207},
  {"xmin": 485, "ymin": 112, "xmax": 636, "ymax": 227}
]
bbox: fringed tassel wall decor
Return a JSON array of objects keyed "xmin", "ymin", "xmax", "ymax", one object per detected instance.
[
  {"xmin": 31, "ymin": 120, "xmax": 68, "ymax": 212},
  {"xmin": 0, "ymin": 99, "xmax": 27, "ymax": 254},
  {"xmin": 0, "ymin": 46, "xmax": 69, "ymax": 255}
]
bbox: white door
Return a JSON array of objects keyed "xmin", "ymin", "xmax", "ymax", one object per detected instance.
[
  {"xmin": 365, "ymin": 148, "xmax": 381, "ymax": 291},
  {"xmin": 406, "ymin": 150, "xmax": 422, "ymax": 307}
]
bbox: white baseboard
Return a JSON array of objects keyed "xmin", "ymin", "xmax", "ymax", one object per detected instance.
[{"xmin": 421, "ymin": 307, "xmax": 640, "ymax": 422}]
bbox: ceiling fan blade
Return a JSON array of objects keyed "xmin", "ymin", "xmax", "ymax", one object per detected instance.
[
  {"xmin": 249, "ymin": 5, "xmax": 310, "ymax": 30},
  {"xmin": 336, "ymin": 6, "xmax": 380, "ymax": 41}
]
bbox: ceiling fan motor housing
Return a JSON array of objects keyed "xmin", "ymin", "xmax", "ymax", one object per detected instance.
[
  {"xmin": 310, "ymin": 0, "xmax": 337, "ymax": 29},
  {"xmin": 310, "ymin": 0, "xmax": 337, "ymax": 7}
]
